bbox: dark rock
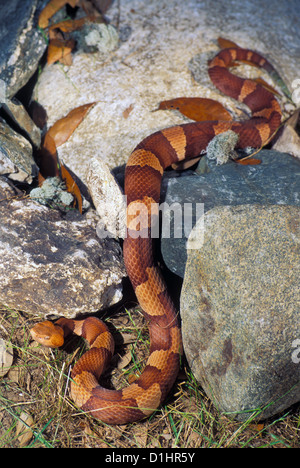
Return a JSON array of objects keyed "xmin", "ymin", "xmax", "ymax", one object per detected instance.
[
  {"xmin": 0, "ymin": 0, "xmax": 47, "ymax": 99},
  {"xmin": 2, "ymin": 97, "xmax": 41, "ymax": 148},
  {"xmin": 0, "ymin": 118, "xmax": 38, "ymax": 183},
  {"xmin": 0, "ymin": 178, "xmax": 126, "ymax": 318},
  {"xmin": 181, "ymin": 204, "xmax": 300, "ymax": 421},
  {"xmin": 160, "ymin": 150, "xmax": 300, "ymax": 277}
]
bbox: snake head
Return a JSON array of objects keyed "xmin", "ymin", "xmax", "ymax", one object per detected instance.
[{"xmin": 30, "ymin": 320, "xmax": 65, "ymax": 348}]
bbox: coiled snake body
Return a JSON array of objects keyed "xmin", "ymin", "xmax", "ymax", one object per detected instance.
[{"xmin": 31, "ymin": 47, "xmax": 282, "ymax": 425}]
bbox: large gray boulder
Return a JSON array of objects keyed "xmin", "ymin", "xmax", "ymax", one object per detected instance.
[{"xmin": 181, "ymin": 204, "xmax": 300, "ymax": 421}]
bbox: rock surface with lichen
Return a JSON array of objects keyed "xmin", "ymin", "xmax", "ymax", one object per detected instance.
[
  {"xmin": 181, "ymin": 204, "xmax": 300, "ymax": 421},
  {"xmin": 0, "ymin": 177, "xmax": 126, "ymax": 318}
]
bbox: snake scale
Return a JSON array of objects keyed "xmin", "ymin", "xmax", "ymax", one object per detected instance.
[{"xmin": 31, "ymin": 46, "xmax": 282, "ymax": 424}]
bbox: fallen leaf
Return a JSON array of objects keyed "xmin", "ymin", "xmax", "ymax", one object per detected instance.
[
  {"xmin": 38, "ymin": 0, "xmax": 79, "ymax": 29},
  {"xmin": 58, "ymin": 51, "xmax": 73, "ymax": 66},
  {"xmin": 281, "ymin": 108, "xmax": 300, "ymax": 129},
  {"xmin": 47, "ymin": 37, "xmax": 76, "ymax": 65},
  {"xmin": 47, "ymin": 28, "xmax": 75, "ymax": 66},
  {"xmin": 230, "ymin": 59, "xmax": 261, "ymax": 69},
  {"xmin": 253, "ymin": 78, "xmax": 281, "ymax": 97},
  {"xmin": 117, "ymin": 351, "xmax": 132, "ymax": 370},
  {"xmin": 16, "ymin": 412, "xmax": 34, "ymax": 448},
  {"xmin": 121, "ymin": 333, "xmax": 138, "ymax": 345},
  {"xmin": 158, "ymin": 97, "xmax": 232, "ymax": 122},
  {"xmin": 60, "ymin": 164, "xmax": 83, "ymax": 213},
  {"xmin": 47, "ymin": 102, "xmax": 96, "ymax": 147},
  {"xmin": 217, "ymin": 37, "xmax": 240, "ymax": 49},
  {"xmin": 49, "ymin": 15, "xmax": 100, "ymax": 33},
  {"xmin": 36, "ymin": 103, "xmax": 95, "ymax": 211},
  {"xmin": 0, "ymin": 338, "xmax": 14, "ymax": 377},
  {"xmin": 236, "ymin": 157, "xmax": 261, "ymax": 165}
]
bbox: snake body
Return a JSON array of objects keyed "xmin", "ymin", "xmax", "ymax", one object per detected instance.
[{"xmin": 31, "ymin": 47, "xmax": 282, "ymax": 424}]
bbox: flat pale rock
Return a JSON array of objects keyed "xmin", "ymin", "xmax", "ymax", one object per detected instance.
[{"xmin": 181, "ymin": 204, "xmax": 300, "ymax": 421}]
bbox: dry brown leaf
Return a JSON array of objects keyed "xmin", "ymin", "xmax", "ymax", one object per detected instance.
[
  {"xmin": 37, "ymin": 103, "xmax": 96, "ymax": 211},
  {"xmin": 253, "ymin": 78, "xmax": 281, "ymax": 96},
  {"xmin": 47, "ymin": 37, "xmax": 75, "ymax": 65},
  {"xmin": 58, "ymin": 51, "xmax": 73, "ymax": 66},
  {"xmin": 48, "ymin": 14, "xmax": 100, "ymax": 33},
  {"xmin": 16, "ymin": 412, "xmax": 34, "ymax": 447},
  {"xmin": 120, "ymin": 333, "xmax": 138, "ymax": 345},
  {"xmin": 158, "ymin": 97, "xmax": 232, "ymax": 122},
  {"xmin": 236, "ymin": 157, "xmax": 261, "ymax": 165},
  {"xmin": 38, "ymin": 0, "xmax": 67, "ymax": 28},
  {"xmin": 47, "ymin": 102, "xmax": 96, "ymax": 147},
  {"xmin": 117, "ymin": 351, "xmax": 132, "ymax": 370},
  {"xmin": 228, "ymin": 58, "xmax": 261, "ymax": 69},
  {"xmin": 60, "ymin": 164, "xmax": 83, "ymax": 213},
  {"xmin": 217, "ymin": 37, "xmax": 240, "ymax": 49},
  {"xmin": 38, "ymin": 0, "xmax": 79, "ymax": 29},
  {"xmin": 0, "ymin": 338, "xmax": 14, "ymax": 377}
]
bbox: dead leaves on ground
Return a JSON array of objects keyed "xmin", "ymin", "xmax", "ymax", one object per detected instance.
[
  {"xmin": 38, "ymin": 0, "xmax": 78, "ymax": 29},
  {"xmin": 158, "ymin": 97, "xmax": 232, "ymax": 122},
  {"xmin": 47, "ymin": 33, "xmax": 76, "ymax": 66},
  {"xmin": 37, "ymin": 102, "xmax": 96, "ymax": 213},
  {"xmin": 38, "ymin": 0, "xmax": 113, "ymax": 65},
  {"xmin": 157, "ymin": 90, "xmax": 262, "ymax": 166},
  {"xmin": 47, "ymin": 102, "xmax": 96, "ymax": 147},
  {"xmin": 38, "ymin": 0, "xmax": 112, "ymax": 29}
]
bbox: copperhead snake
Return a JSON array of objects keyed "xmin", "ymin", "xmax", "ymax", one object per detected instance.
[{"xmin": 31, "ymin": 46, "xmax": 283, "ymax": 425}]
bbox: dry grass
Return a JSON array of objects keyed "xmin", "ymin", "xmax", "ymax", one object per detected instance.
[{"xmin": 0, "ymin": 305, "xmax": 299, "ymax": 448}]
